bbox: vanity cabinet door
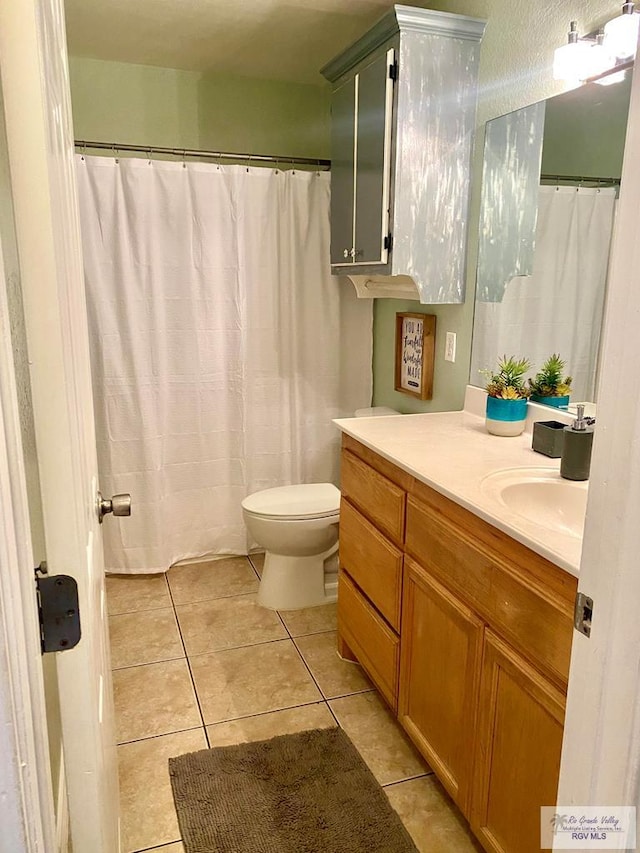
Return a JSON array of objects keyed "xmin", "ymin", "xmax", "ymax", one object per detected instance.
[
  {"xmin": 398, "ymin": 557, "xmax": 483, "ymax": 812},
  {"xmin": 471, "ymin": 630, "xmax": 565, "ymax": 853}
]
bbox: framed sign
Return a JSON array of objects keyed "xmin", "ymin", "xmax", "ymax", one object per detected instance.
[{"xmin": 394, "ymin": 312, "xmax": 436, "ymax": 400}]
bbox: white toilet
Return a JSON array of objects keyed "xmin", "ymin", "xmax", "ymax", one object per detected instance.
[{"xmin": 242, "ymin": 406, "xmax": 400, "ymax": 611}]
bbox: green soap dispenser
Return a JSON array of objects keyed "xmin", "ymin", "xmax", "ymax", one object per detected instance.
[{"xmin": 560, "ymin": 405, "xmax": 594, "ymax": 481}]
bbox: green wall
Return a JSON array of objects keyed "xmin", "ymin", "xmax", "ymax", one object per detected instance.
[{"xmin": 69, "ymin": 57, "xmax": 330, "ymax": 159}]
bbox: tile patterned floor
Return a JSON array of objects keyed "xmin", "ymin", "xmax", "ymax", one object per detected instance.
[{"xmin": 107, "ymin": 554, "xmax": 481, "ymax": 853}]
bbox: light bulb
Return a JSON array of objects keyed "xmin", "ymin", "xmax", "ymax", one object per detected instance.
[
  {"xmin": 553, "ymin": 40, "xmax": 593, "ymax": 82},
  {"xmin": 584, "ymin": 39, "xmax": 616, "ymax": 78},
  {"xmin": 604, "ymin": 7, "xmax": 640, "ymax": 59}
]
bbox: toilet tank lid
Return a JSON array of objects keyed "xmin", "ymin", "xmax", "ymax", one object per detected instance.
[
  {"xmin": 242, "ymin": 483, "xmax": 340, "ymax": 519},
  {"xmin": 354, "ymin": 406, "xmax": 400, "ymax": 417}
]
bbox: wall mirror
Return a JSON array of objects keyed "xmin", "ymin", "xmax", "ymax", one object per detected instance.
[{"xmin": 469, "ymin": 69, "xmax": 633, "ymax": 408}]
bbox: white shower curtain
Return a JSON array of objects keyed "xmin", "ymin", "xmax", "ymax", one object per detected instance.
[
  {"xmin": 472, "ymin": 185, "xmax": 617, "ymax": 400},
  {"xmin": 76, "ymin": 155, "xmax": 372, "ymax": 574}
]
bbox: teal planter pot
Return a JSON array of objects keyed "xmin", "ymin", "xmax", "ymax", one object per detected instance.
[
  {"xmin": 529, "ymin": 394, "xmax": 570, "ymax": 409},
  {"xmin": 485, "ymin": 396, "xmax": 528, "ymax": 436}
]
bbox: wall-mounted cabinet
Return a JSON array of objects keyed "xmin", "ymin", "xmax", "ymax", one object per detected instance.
[{"xmin": 322, "ymin": 6, "xmax": 485, "ymax": 303}]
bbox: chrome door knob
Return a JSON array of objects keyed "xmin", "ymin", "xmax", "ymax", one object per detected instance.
[
  {"xmin": 343, "ymin": 248, "xmax": 350, "ymax": 259},
  {"xmin": 97, "ymin": 492, "xmax": 131, "ymax": 523}
]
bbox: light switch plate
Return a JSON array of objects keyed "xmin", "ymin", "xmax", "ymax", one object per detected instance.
[{"xmin": 445, "ymin": 332, "xmax": 456, "ymax": 362}]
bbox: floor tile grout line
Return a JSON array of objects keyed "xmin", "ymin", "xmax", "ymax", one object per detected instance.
[
  {"xmin": 285, "ymin": 631, "xmax": 333, "ymax": 704},
  {"xmin": 382, "ymin": 770, "xmax": 435, "ymax": 789},
  {"xmin": 112, "ymin": 653, "xmax": 186, "ymax": 672},
  {"xmin": 204, "ymin": 698, "xmax": 334, "ymax": 729},
  {"xmin": 172, "ymin": 589, "xmax": 264, "ymax": 611},
  {"xmin": 130, "ymin": 840, "xmax": 182, "ymax": 853},
  {"xmin": 290, "ymin": 633, "xmax": 373, "ymax": 704},
  {"xmin": 108, "ymin": 604, "xmax": 174, "ymax": 617},
  {"xmin": 117, "ymin": 724, "xmax": 205, "ymax": 748},
  {"xmin": 109, "ymin": 604, "xmax": 177, "ymax": 619},
  {"xmin": 247, "ymin": 553, "xmax": 263, "ymax": 580},
  {"xmin": 323, "ymin": 696, "xmax": 341, "ymax": 727},
  {"xmin": 166, "ymin": 573, "xmax": 211, "ymax": 749},
  {"xmin": 281, "ymin": 627, "xmax": 340, "ymax": 640},
  {"xmin": 183, "ymin": 634, "xmax": 296, "ymax": 660}
]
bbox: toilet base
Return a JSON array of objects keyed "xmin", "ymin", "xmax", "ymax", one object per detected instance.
[{"xmin": 258, "ymin": 549, "xmax": 338, "ymax": 611}]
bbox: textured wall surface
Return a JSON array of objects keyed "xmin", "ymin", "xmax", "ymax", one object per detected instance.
[
  {"xmin": 373, "ymin": 0, "xmax": 625, "ymax": 413},
  {"xmin": 69, "ymin": 57, "xmax": 331, "ymax": 159}
]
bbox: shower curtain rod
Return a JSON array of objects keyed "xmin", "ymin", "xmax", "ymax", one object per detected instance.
[
  {"xmin": 74, "ymin": 139, "xmax": 331, "ymax": 168},
  {"xmin": 540, "ymin": 173, "xmax": 620, "ymax": 185}
]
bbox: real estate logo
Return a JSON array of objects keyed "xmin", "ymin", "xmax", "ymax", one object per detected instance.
[{"xmin": 541, "ymin": 806, "xmax": 636, "ymax": 849}]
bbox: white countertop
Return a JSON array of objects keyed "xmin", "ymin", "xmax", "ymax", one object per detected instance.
[{"xmin": 334, "ymin": 395, "xmax": 584, "ymax": 577}]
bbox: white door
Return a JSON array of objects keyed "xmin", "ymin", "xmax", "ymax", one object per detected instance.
[
  {"xmin": 0, "ymin": 0, "xmax": 120, "ymax": 850},
  {"xmin": 556, "ymin": 43, "xmax": 640, "ymax": 830}
]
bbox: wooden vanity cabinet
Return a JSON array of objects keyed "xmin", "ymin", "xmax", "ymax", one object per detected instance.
[
  {"xmin": 471, "ymin": 631, "xmax": 565, "ymax": 853},
  {"xmin": 337, "ymin": 436, "xmax": 578, "ymax": 853},
  {"xmin": 399, "ymin": 557, "xmax": 483, "ymax": 812}
]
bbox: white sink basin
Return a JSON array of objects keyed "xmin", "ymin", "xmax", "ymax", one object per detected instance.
[{"xmin": 480, "ymin": 468, "xmax": 588, "ymax": 539}]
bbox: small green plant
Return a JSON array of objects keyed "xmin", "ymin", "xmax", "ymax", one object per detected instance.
[
  {"xmin": 481, "ymin": 355, "xmax": 531, "ymax": 400},
  {"xmin": 528, "ymin": 354, "xmax": 572, "ymax": 398}
]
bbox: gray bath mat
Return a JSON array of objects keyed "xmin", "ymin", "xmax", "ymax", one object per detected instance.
[{"xmin": 168, "ymin": 726, "xmax": 419, "ymax": 853}]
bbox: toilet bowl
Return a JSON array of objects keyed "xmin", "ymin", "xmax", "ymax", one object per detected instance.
[
  {"xmin": 242, "ymin": 407, "xmax": 401, "ymax": 611},
  {"xmin": 242, "ymin": 483, "xmax": 340, "ymax": 610}
]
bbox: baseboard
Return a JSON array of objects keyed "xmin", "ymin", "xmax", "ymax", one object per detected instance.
[{"xmin": 55, "ymin": 756, "xmax": 69, "ymax": 853}]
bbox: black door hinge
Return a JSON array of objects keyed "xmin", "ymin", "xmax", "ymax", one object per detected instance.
[
  {"xmin": 35, "ymin": 565, "xmax": 81, "ymax": 653},
  {"xmin": 384, "ymin": 232, "xmax": 393, "ymax": 252},
  {"xmin": 389, "ymin": 61, "xmax": 398, "ymax": 81}
]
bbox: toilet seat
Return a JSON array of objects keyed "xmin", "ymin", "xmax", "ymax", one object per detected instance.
[{"xmin": 241, "ymin": 483, "xmax": 340, "ymax": 521}]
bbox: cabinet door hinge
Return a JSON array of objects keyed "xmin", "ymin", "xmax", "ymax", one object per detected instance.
[
  {"xmin": 35, "ymin": 564, "xmax": 81, "ymax": 653},
  {"xmin": 389, "ymin": 61, "xmax": 398, "ymax": 82},
  {"xmin": 384, "ymin": 232, "xmax": 393, "ymax": 252},
  {"xmin": 574, "ymin": 590, "xmax": 593, "ymax": 638}
]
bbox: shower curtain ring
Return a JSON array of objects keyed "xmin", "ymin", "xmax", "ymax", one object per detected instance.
[
  {"xmin": 217, "ymin": 151, "xmax": 222, "ymax": 170},
  {"xmin": 113, "ymin": 143, "xmax": 119, "ymax": 164},
  {"xmin": 182, "ymin": 150, "xmax": 187, "ymax": 169}
]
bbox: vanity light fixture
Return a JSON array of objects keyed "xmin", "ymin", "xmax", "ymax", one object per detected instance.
[
  {"xmin": 553, "ymin": 21, "xmax": 594, "ymax": 83},
  {"xmin": 604, "ymin": 2, "xmax": 640, "ymax": 59},
  {"xmin": 554, "ymin": 7, "xmax": 637, "ymax": 84}
]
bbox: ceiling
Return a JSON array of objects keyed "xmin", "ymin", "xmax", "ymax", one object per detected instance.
[{"xmin": 64, "ymin": 0, "xmax": 433, "ymax": 85}]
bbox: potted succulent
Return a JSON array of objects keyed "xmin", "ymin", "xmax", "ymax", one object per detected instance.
[
  {"xmin": 482, "ymin": 355, "xmax": 531, "ymax": 436},
  {"xmin": 528, "ymin": 354, "xmax": 572, "ymax": 408}
]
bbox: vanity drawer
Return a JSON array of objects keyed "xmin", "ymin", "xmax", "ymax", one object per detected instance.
[
  {"xmin": 405, "ymin": 495, "xmax": 574, "ymax": 687},
  {"xmin": 341, "ymin": 450, "xmax": 406, "ymax": 546},
  {"xmin": 337, "ymin": 570, "xmax": 400, "ymax": 711},
  {"xmin": 339, "ymin": 498, "xmax": 403, "ymax": 630}
]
